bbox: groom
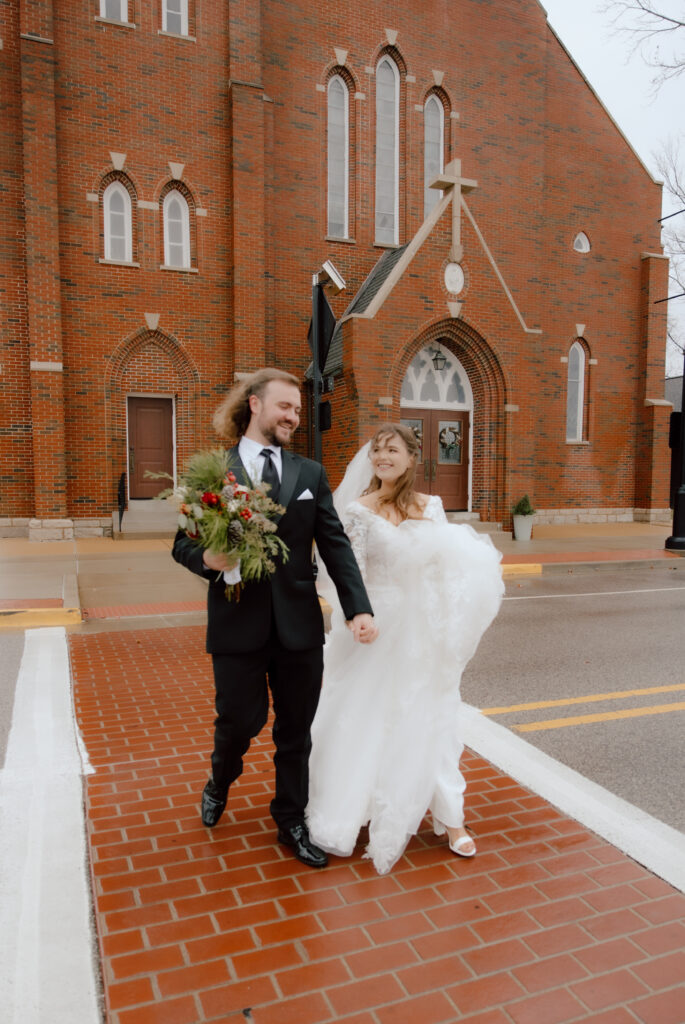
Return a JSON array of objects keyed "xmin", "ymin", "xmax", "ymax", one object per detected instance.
[{"xmin": 172, "ymin": 368, "xmax": 376, "ymax": 867}]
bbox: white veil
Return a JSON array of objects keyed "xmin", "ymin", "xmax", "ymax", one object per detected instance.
[
  {"xmin": 316, "ymin": 441, "xmax": 373, "ymax": 615},
  {"xmin": 330, "ymin": 441, "xmax": 373, "ymax": 517}
]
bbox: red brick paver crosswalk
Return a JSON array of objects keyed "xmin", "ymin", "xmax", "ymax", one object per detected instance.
[{"xmin": 70, "ymin": 627, "xmax": 685, "ymax": 1024}]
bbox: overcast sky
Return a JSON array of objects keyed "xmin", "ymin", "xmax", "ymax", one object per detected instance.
[
  {"xmin": 540, "ymin": 0, "xmax": 684, "ymax": 374},
  {"xmin": 541, "ymin": 0, "xmax": 681, "ymax": 199}
]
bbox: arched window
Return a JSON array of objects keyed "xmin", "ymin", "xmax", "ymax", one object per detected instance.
[
  {"xmin": 566, "ymin": 341, "xmax": 586, "ymax": 441},
  {"xmin": 100, "ymin": 0, "xmax": 128, "ymax": 21},
  {"xmin": 573, "ymin": 231, "xmax": 591, "ymax": 253},
  {"xmin": 327, "ymin": 75, "xmax": 349, "ymax": 238},
  {"xmin": 163, "ymin": 190, "xmax": 191, "ymax": 268},
  {"xmin": 162, "ymin": 0, "xmax": 188, "ymax": 35},
  {"xmin": 424, "ymin": 94, "xmax": 444, "ymax": 219},
  {"xmin": 103, "ymin": 181, "xmax": 132, "ymax": 262},
  {"xmin": 375, "ymin": 55, "xmax": 399, "ymax": 245}
]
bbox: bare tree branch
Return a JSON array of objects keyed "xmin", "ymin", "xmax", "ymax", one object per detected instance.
[
  {"xmin": 653, "ymin": 135, "xmax": 685, "ymax": 365},
  {"xmin": 601, "ymin": 1, "xmax": 685, "ymax": 89}
]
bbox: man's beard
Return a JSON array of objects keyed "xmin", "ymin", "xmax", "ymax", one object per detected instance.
[{"xmin": 263, "ymin": 423, "xmax": 292, "ymax": 447}]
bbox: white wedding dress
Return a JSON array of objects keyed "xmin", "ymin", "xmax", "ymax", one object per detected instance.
[{"xmin": 307, "ymin": 496, "xmax": 504, "ymax": 874}]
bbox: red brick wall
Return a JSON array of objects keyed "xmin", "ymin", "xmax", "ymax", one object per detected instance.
[
  {"xmin": 0, "ymin": 4, "xmax": 34, "ymax": 516},
  {"xmin": 1, "ymin": 0, "xmax": 669, "ymax": 520}
]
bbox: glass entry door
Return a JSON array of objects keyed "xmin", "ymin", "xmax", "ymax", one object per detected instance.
[{"xmin": 400, "ymin": 408, "xmax": 469, "ymax": 510}]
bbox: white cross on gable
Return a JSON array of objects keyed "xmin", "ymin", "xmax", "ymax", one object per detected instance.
[{"xmin": 429, "ymin": 158, "xmax": 478, "ymax": 263}]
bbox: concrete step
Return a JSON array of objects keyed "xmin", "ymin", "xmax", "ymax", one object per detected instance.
[
  {"xmin": 446, "ymin": 512, "xmax": 505, "ymax": 535},
  {"xmin": 112, "ymin": 499, "xmax": 179, "ymax": 539}
]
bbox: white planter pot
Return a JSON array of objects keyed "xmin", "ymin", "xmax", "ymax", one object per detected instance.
[{"xmin": 513, "ymin": 514, "xmax": 534, "ymax": 541}]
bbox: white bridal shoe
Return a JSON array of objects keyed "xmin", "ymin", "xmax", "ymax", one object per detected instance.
[{"xmin": 433, "ymin": 818, "xmax": 477, "ymax": 857}]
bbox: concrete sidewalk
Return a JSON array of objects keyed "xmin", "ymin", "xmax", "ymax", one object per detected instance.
[{"xmin": 0, "ymin": 521, "xmax": 681, "ymax": 631}]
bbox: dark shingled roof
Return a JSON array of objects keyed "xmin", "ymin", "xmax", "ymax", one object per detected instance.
[{"xmin": 306, "ymin": 244, "xmax": 409, "ymax": 378}]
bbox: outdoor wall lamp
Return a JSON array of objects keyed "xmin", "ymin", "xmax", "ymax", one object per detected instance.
[{"xmin": 429, "ymin": 346, "xmax": 448, "ymax": 372}]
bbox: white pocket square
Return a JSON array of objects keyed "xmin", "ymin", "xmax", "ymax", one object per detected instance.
[{"xmin": 297, "ymin": 488, "xmax": 314, "ymax": 500}]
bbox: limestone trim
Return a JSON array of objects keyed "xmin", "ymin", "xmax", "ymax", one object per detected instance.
[
  {"xmin": 462, "ymin": 199, "xmax": 542, "ymax": 334},
  {"xmin": 535, "ymin": 507, "xmax": 672, "ymax": 525},
  {"xmin": 338, "ymin": 184, "xmax": 541, "ymax": 336},
  {"xmin": 30, "ymin": 361, "xmax": 63, "ymax": 371},
  {"xmin": 99, "ymin": 258, "xmax": 140, "ymax": 267},
  {"xmin": 94, "ymin": 16, "xmax": 135, "ymax": 29},
  {"xmin": 20, "ymin": 33, "xmax": 53, "ymax": 44},
  {"xmin": 158, "ymin": 30, "xmax": 196, "ymax": 42}
]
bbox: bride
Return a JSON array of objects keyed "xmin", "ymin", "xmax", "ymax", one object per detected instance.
[{"xmin": 306, "ymin": 423, "xmax": 504, "ymax": 875}]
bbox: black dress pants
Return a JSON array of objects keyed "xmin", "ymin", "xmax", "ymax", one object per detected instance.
[{"xmin": 210, "ymin": 631, "xmax": 324, "ymax": 828}]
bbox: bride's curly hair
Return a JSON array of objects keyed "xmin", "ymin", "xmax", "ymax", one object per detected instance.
[
  {"xmin": 362, "ymin": 422, "xmax": 424, "ymax": 521},
  {"xmin": 213, "ymin": 367, "xmax": 300, "ymax": 443}
]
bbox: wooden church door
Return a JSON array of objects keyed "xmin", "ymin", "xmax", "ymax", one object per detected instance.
[
  {"xmin": 401, "ymin": 409, "xmax": 470, "ymax": 510},
  {"xmin": 127, "ymin": 396, "xmax": 174, "ymax": 498}
]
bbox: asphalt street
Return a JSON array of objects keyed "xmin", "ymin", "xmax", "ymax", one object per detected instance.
[{"xmin": 461, "ymin": 563, "xmax": 685, "ymax": 834}]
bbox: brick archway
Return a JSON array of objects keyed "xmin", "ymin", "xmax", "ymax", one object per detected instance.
[
  {"xmin": 104, "ymin": 329, "xmax": 200, "ymax": 507},
  {"xmin": 392, "ymin": 319, "xmax": 509, "ymax": 522}
]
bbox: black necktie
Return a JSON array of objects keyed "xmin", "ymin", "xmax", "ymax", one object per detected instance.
[{"xmin": 260, "ymin": 448, "xmax": 280, "ymax": 501}]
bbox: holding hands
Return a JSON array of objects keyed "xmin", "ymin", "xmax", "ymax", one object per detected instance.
[{"xmin": 347, "ymin": 613, "xmax": 378, "ymax": 644}]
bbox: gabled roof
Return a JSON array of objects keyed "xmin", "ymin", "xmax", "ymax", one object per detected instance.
[{"xmin": 317, "ymin": 245, "xmax": 409, "ymax": 377}]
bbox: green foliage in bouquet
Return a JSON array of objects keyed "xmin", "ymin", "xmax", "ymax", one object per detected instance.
[{"xmin": 162, "ymin": 448, "xmax": 289, "ymax": 591}]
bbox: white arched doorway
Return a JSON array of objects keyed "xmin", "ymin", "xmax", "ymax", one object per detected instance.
[{"xmin": 400, "ymin": 341, "xmax": 473, "ymax": 510}]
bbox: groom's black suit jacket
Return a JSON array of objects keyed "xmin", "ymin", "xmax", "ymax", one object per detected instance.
[{"xmin": 172, "ymin": 446, "xmax": 372, "ymax": 654}]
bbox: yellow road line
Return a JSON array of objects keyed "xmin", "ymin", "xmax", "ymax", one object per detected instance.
[
  {"xmin": 514, "ymin": 702, "xmax": 685, "ymax": 732},
  {"xmin": 501, "ymin": 563, "xmax": 543, "ymax": 577},
  {"xmin": 481, "ymin": 683, "xmax": 685, "ymax": 716},
  {"xmin": 0, "ymin": 608, "xmax": 82, "ymax": 629}
]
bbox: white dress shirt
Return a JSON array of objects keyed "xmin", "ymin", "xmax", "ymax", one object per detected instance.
[
  {"xmin": 238, "ymin": 435, "xmax": 282, "ymax": 485},
  {"xmin": 220, "ymin": 436, "xmax": 283, "ymax": 584}
]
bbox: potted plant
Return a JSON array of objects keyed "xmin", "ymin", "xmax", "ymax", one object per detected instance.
[{"xmin": 512, "ymin": 494, "xmax": 535, "ymax": 541}]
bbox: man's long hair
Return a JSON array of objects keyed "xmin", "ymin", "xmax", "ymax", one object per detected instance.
[
  {"xmin": 213, "ymin": 367, "xmax": 300, "ymax": 443},
  {"xmin": 362, "ymin": 422, "xmax": 423, "ymax": 521}
]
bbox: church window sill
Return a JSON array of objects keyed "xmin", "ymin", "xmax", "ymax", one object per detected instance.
[
  {"xmin": 325, "ymin": 235, "xmax": 355, "ymax": 245},
  {"xmin": 99, "ymin": 258, "xmax": 140, "ymax": 268},
  {"xmin": 94, "ymin": 17, "xmax": 135, "ymax": 29},
  {"xmin": 160, "ymin": 264, "xmax": 199, "ymax": 274},
  {"xmin": 158, "ymin": 30, "xmax": 196, "ymax": 42}
]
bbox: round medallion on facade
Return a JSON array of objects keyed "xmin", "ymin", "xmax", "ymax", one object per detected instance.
[{"xmin": 444, "ymin": 261, "xmax": 465, "ymax": 295}]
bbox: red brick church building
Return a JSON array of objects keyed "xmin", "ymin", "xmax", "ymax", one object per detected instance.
[{"xmin": 1, "ymin": 0, "xmax": 672, "ymax": 538}]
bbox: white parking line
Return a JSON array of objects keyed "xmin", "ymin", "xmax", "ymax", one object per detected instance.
[
  {"xmin": 0, "ymin": 628, "xmax": 101, "ymax": 1024},
  {"xmin": 462, "ymin": 702, "xmax": 685, "ymax": 893},
  {"xmin": 504, "ymin": 586, "xmax": 685, "ymax": 601}
]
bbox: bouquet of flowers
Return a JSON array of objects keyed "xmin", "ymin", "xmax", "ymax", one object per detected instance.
[{"xmin": 166, "ymin": 449, "xmax": 289, "ymax": 600}]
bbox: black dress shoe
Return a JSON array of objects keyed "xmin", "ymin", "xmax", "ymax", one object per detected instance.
[
  {"xmin": 277, "ymin": 823, "xmax": 328, "ymax": 868},
  {"xmin": 201, "ymin": 779, "xmax": 227, "ymax": 828}
]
